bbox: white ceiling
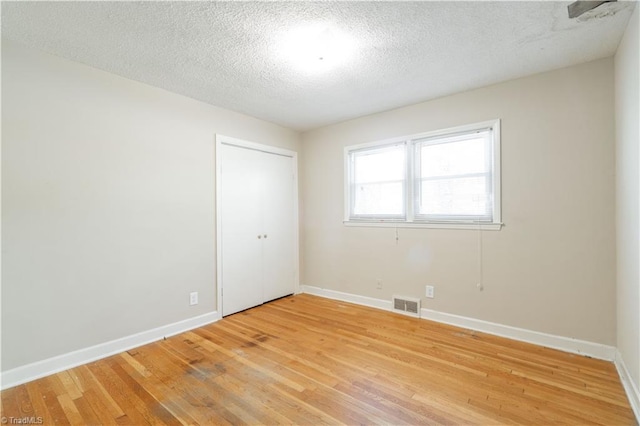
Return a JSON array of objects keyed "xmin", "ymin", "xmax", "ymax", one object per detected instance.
[{"xmin": 2, "ymin": 1, "xmax": 635, "ymax": 131}]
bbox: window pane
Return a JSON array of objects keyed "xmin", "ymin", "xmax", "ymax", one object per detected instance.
[
  {"xmin": 420, "ymin": 136, "xmax": 487, "ymax": 178},
  {"xmin": 354, "ymin": 146, "xmax": 404, "ymax": 183},
  {"xmin": 419, "ymin": 177, "xmax": 491, "ymax": 217},
  {"xmin": 350, "ymin": 143, "xmax": 405, "ymax": 217},
  {"xmin": 354, "ymin": 182, "xmax": 404, "ymax": 215}
]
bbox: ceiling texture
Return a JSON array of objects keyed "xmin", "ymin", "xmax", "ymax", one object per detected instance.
[{"xmin": 2, "ymin": 1, "xmax": 635, "ymax": 131}]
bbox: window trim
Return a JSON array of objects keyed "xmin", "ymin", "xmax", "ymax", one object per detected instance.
[{"xmin": 343, "ymin": 119, "xmax": 502, "ymax": 230}]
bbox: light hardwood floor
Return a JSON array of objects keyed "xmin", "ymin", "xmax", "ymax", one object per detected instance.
[{"xmin": 1, "ymin": 294, "xmax": 636, "ymax": 425}]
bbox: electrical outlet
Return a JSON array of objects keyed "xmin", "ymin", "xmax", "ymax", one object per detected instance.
[
  {"xmin": 426, "ymin": 285, "xmax": 435, "ymax": 299},
  {"xmin": 376, "ymin": 279, "xmax": 383, "ymax": 289},
  {"xmin": 190, "ymin": 292, "xmax": 198, "ymax": 306}
]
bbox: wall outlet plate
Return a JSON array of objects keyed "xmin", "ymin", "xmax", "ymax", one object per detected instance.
[
  {"xmin": 426, "ymin": 285, "xmax": 435, "ymax": 299},
  {"xmin": 190, "ymin": 292, "xmax": 198, "ymax": 306}
]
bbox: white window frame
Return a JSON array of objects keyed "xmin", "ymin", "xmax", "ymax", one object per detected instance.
[{"xmin": 344, "ymin": 119, "xmax": 502, "ymax": 230}]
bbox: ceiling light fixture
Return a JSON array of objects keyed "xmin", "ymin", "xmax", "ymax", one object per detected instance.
[{"xmin": 277, "ymin": 23, "xmax": 356, "ymax": 74}]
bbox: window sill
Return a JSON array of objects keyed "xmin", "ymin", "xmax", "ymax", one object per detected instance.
[{"xmin": 343, "ymin": 220, "xmax": 503, "ymax": 231}]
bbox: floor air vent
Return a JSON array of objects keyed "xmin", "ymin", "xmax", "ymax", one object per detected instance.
[{"xmin": 392, "ymin": 295, "xmax": 421, "ymax": 317}]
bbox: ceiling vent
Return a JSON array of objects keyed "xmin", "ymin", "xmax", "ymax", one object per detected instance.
[
  {"xmin": 392, "ymin": 295, "xmax": 421, "ymax": 318},
  {"xmin": 568, "ymin": 0, "xmax": 616, "ymax": 19}
]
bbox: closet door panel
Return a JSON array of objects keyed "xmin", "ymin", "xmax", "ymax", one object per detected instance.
[
  {"xmin": 220, "ymin": 144, "xmax": 264, "ymax": 316},
  {"xmin": 262, "ymin": 152, "xmax": 295, "ymax": 302}
]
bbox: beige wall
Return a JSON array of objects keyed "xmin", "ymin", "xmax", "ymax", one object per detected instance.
[
  {"xmin": 301, "ymin": 58, "xmax": 616, "ymax": 345},
  {"xmin": 615, "ymin": 3, "xmax": 640, "ymax": 394},
  {"xmin": 1, "ymin": 40, "xmax": 300, "ymax": 371},
  {"xmin": 1, "ymin": 29, "xmax": 626, "ymax": 375}
]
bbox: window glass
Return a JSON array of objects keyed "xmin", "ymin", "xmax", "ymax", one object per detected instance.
[
  {"xmin": 351, "ymin": 144, "xmax": 405, "ymax": 217},
  {"xmin": 420, "ymin": 137, "xmax": 486, "ymax": 178},
  {"xmin": 416, "ymin": 132, "xmax": 492, "ymax": 219}
]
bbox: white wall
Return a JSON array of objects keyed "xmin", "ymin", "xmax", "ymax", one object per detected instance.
[
  {"xmin": 615, "ymin": 2, "xmax": 640, "ymax": 400},
  {"xmin": 301, "ymin": 58, "xmax": 616, "ymax": 345},
  {"xmin": 1, "ymin": 40, "xmax": 300, "ymax": 371}
]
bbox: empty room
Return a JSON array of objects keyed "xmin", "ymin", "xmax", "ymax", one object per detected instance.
[{"xmin": 1, "ymin": 1, "xmax": 639, "ymax": 424}]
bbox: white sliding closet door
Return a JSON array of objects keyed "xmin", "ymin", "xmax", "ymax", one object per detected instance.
[
  {"xmin": 220, "ymin": 144, "xmax": 264, "ymax": 316},
  {"xmin": 218, "ymin": 139, "xmax": 296, "ymax": 317},
  {"xmin": 262, "ymin": 152, "xmax": 295, "ymax": 303}
]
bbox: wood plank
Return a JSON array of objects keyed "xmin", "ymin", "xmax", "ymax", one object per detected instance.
[
  {"xmin": 86, "ymin": 360, "xmax": 155, "ymax": 425},
  {"xmin": 34, "ymin": 378, "xmax": 71, "ymax": 425},
  {"xmin": 24, "ymin": 381, "xmax": 52, "ymax": 423},
  {"xmin": 56, "ymin": 371, "xmax": 83, "ymax": 400},
  {"xmin": 73, "ymin": 365, "xmax": 125, "ymax": 419},
  {"xmin": 0, "ymin": 387, "xmax": 25, "ymax": 421},
  {"xmin": 72, "ymin": 396, "xmax": 101, "ymax": 425},
  {"xmin": 56, "ymin": 394, "xmax": 84, "ymax": 425}
]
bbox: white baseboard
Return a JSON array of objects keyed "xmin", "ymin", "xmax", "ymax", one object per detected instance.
[
  {"xmin": 300, "ymin": 284, "xmax": 393, "ymax": 311},
  {"xmin": 420, "ymin": 306, "xmax": 616, "ymax": 361},
  {"xmin": 301, "ymin": 285, "xmax": 616, "ymax": 361},
  {"xmin": 615, "ymin": 350, "xmax": 640, "ymax": 422},
  {"xmin": 0, "ymin": 310, "xmax": 221, "ymax": 390}
]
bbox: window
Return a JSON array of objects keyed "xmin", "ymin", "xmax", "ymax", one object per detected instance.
[{"xmin": 344, "ymin": 120, "xmax": 501, "ymax": 230}]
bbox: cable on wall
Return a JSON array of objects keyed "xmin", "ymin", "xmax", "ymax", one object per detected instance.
[{"xmin": 477, "ymin": 216, "xmax": 484, "ymax": 291}]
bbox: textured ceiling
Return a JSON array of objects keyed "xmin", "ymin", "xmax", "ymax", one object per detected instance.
[{"xmin": 1, "ymin": 1, "xmax": 635, "ymax": 131}]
